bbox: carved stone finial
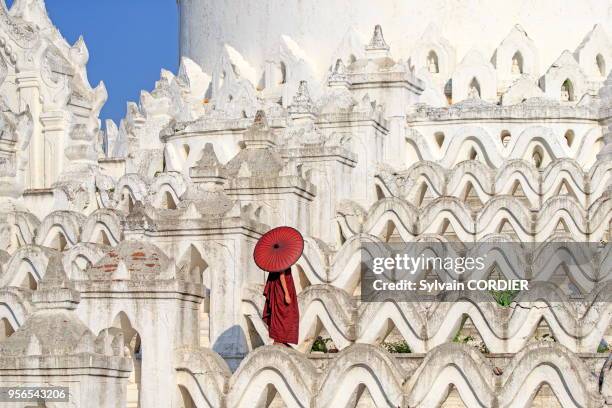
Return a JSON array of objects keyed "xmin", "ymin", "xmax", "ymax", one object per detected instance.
[
  {"xmin": 288, "ymin": 80, "xmax": 316, "ymax": 116},
  {"xmin": 366, "ymin": 25, "xmax": 389, "ymax": 51},
  {"xmin": 198, "ymin": 143, "xmax": 221, "ymax": 167},
  {"xmin": 328, "ymin": 59, "xmax": 349, "ymax": 87},
  {"xmin": 243, "ymin": 110, "xmax": 276, "ymax": 148},
  {"xmin": 63, "ymin": 123, "xmax": 98, "ymax": 166},
  {"xmin": 190, "ymin": 143, "xmax": 227, "ymax": 186},
  {"xmin": 253, "ymin": 109, "xmax": 268, "ymax": 129},
  {"xmin": 333, "ymin": 59, "xmax": 346, "ymax": 75},
  {"xmin": 39, "ymin": 254, "xmax": 72, "ymax": 288},
  {"xmin": 295, "ymin": 80, "xmax": 312, "ymax": 102},
  {"xmin": 31, "ymin": 254, "xmax": 80, "ymax": 310}
]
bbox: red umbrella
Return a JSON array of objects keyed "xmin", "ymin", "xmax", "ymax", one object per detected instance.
[{"xmin": 254, "ymin": 226, "xmax": 304, "ymax": 272}]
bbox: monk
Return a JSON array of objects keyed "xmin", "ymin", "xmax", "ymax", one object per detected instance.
[{"xmin": 262, "ymin": 267, "xmax": 299, "ymax": 345}]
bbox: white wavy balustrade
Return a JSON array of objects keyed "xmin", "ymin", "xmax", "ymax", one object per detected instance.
[
  {"xmin": 236, "ymin": 282, "xmax": 612, "ymax": 354},
  {"xmin": 0, "ymin": 2, "xmax": 609, "ymax": 406},
  {"xmin": 337, "ymin": 192, "xmax": 610, "ymax": 242},
  {"xmin": 1, "ymin": 226, "xmax": 610, "ymax": 355},
  {"xmin": 1, "ymin": 159, "xmax": 607, "ymax": 256},
  {"xmin": 1, "ymin": 163, "xmax": 607, "ymax": 259},
  {"xmin": 2, "ymin": 241, "xmax": 609, "ymax": 355},
  {"xmin": 294, "ymin": 233, "xmax": 610, "ymax": 291},
  {"xmin": 404, "ymin": 125, "xmax": 604, "ymax": 170},
  {"xmin": 376, "ymin": 158, "xmax": 610, "ymax": 210},
  {"xmin": 174, "ymin": 342, "xmax": 608, "ymax": 408}
]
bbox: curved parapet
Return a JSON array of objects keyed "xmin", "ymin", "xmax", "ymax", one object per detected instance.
[
  {"xmin": 149, "ymin": 172, "xmax": 188, "ymax": 209},
  {"xmin": 1, "ymin": 245, "xmax": 58, "ymax": 288},
  {"xmin": 381, "ymin": 158, "xmax": 608, "ymax": 213},
  {"xmin": 0, "ymin": 211, "xmax": 40, "ymax": 253},
  {"xmin": 0, "ymin": 287, "xmax": 32, "ymax": 330},
  {"xmin": 227, "ymin": 345, "xmax": 317, "ymax": 408},
  {"xmin": 316, "ymin": 343, "xmax": 406, "ymax": 408},
  {"xmin": 327, "ymin": 233, "xmax": 388, "ymax": 290},
  {"xmin": 361, "ymin": 197, "xmax": 418, "ymax": 242},
  {"xmin": 476, "ymin": 195, "xmax": 533, "ymax": 240},
  {"xmin": 175, "ymin": 346, "xmax": 231, "ymax": 408},
  {"xmin": 169, "ymin": 342, "xmax": 608, "ymax": 406},
  {"xmin": 405, "ymin": 343, "xmax": 496, "ymax": 408},
  {"xmin": 297, "ymin": 284, "xmax": 356, "ymax": 352},
  {"xmin": 337, "ymin": 185, "xmax": 607, "ymax": 242},
  {"xmin": 80, "ymin": 209, "xmax": 124, "ymax": 246},
  {"xmin": 355, "ymin": 282, "xmax": 612, "ymax": 353},
  {"xmin": 114, "ymin": 173, "xmax": 150, "ymax": 208},
  {"xmin": 35, "ymin": 210, "xmax": 86, "ymax": 249},
  {"xmin": 497, "ymin": 342, "xmax": 605, "ymax": 408},
  {"xmin": 418, "ymin": 197, "xmax": 475, "ymax": 239},
  {"xmin": 62, "ymin": 242, "xmax": 108, "ymax": 281},
  {"xmin": 405, "ymin": 341, "xmax": 605, "ymax": 408}
]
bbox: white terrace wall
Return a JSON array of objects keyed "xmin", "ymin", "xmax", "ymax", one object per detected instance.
[{"xmin": 0, "ymin": 1, "xmax": 609, "ymax": 407}]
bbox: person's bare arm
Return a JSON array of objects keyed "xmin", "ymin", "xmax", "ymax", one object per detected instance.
[{"xmin": 280, "ymin": 272, "xmax": 291, "ymax": 304}]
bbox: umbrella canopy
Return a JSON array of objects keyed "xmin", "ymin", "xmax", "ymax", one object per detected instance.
[{"xmin": 253, "ymin": 226, "xmax": 304, "ymax": 272}]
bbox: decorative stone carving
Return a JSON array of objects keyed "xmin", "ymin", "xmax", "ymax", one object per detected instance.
[
  {"xmin": 328, "ymin": 58, "xmax": 349, "ymax": 87},
  {"xmin": 411, "ymin": 23, "xmax": 456, "ymax": 85},
  {"xmin": 451, "ymin": 49, "xmax": 498, "ymax": 103},
  {"xmin": 366, "ymin": 25, "xmax": 389, "ymax": 51},
  {"xmin": 288, "ymin": 80, "xmax": 316, "ymax": 117},
  {"xmin": 365, "ymin": 25, "xmax": 391, "ymax": 59},
  {"xmin": 0, "ymin": 2, "xmax": 609, "ymax": 407},
  {"xmin": 493, "ymin": 25, "xmax": 539, "ymax": 89},
  {"xmin": 541, "ymin": 51, "xmax": 588, "ymax": 103},
  {"xmin": 574, "ymin": 24, "xmax": 612, "ymax": 81}
]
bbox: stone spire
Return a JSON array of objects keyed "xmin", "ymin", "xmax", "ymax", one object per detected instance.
[
  {"xmin": 64, "ymin": 123, "xmax": 100, "ymax": 166},
  {"xmin": 288, "ymin": 80, "xmax": 317, "ymax": 119},
  {"xmin": 223, "ymin": 111, "xmax": 284, "ymax": 179},
  {"xmin": 31, "ymin": 253, "xmax": 80, "ymax": 310},
  {"xmin": 182, "ymin": 143, "xmax": 234, "ymax": 218},
  {"xmin": 189, "ymin": 143, "xmax": 227, "ymax": 188},
  {"xmin": 253, "ymin": 109, "xmax": 268, "ymax": 128},
  {"xmin": 242, "ymin": 110, "xmax": 277, "ymax": 149},
  {"xmin": 366, "ymin": 25, "xmax": 391, "ymax": 58},
  {"xmin": 328, "ymin": 58, "xmax": 350, "ymax": 89}
]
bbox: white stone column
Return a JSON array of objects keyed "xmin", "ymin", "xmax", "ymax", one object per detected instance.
[
  {"xmin": 15, "ymin": 72, "xmax": 42, "ymax": 189},
  {"xmin": 207, "ymin": 240, "xmax": 247, "ymax": 370},
  {"xmin": 40, "ymin": 110, "xmax": 71, "ymax": 187},
  {"xmin": 138, "ymin": 302, "xmax": 175, "ymax": 408}
]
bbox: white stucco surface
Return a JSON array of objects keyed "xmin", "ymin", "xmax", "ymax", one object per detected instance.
[
  {"xmin": 0, "ymin": 0, "xmax": 611, "ymax": 406},
  {"xmin": 179, "ymin": 0, "xmax": 612, "ymax": 77}
]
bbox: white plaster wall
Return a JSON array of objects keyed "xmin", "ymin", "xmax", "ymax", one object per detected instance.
[{"xmin": 178, "ymin": 0, "xmax": 612, "ymax": 78}]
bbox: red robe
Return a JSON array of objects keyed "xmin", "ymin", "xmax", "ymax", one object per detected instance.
[{"xmin": 262, "ymin": 268, "xmax": 299, "ymax": 344}]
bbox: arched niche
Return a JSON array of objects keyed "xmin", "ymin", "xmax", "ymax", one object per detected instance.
[
  {"xmin": 511, "ymin": 51, "xmax": 524, "ymax": 74},
  {"xmin": 111, "ymin": 312, "xmax": 142, "ymax": 408},
  {"xmin": 561, "ymin": 79, "xmax": 574, "ymax": 102},
  {"xmin": 427, "ymin": 50, "xmax": 439, "ymax": 73}
]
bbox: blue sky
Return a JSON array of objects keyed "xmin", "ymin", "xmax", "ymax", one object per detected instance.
[{"xmin": 9, "ymin": 0, "xmax": 179, "ymax": 125}]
